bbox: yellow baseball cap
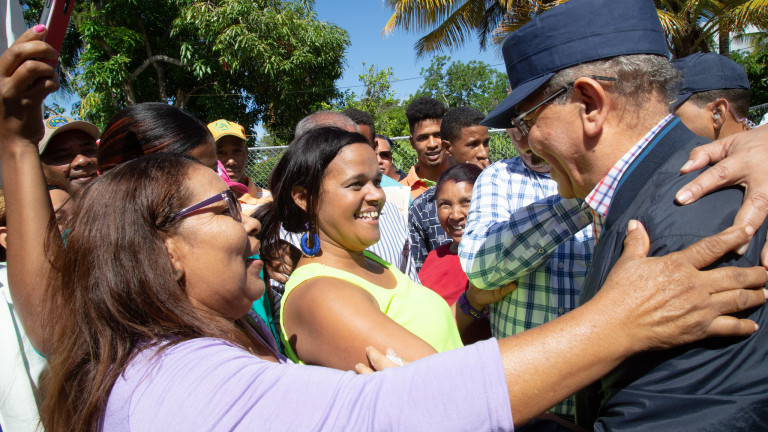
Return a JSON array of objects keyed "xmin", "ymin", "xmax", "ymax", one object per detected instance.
[{"xmin": 207, "ymin": 119, "xmax": 247, "ymax": 142}]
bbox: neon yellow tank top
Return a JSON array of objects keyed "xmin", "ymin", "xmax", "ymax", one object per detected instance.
[{"xmin": 279, "ymin": 252, "xmax": 463, "ymax": 364}]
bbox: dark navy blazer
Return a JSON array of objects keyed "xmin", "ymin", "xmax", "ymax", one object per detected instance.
[{"xmin": 576, "ymin": 118, "xmax": 768, "ymax": 431}]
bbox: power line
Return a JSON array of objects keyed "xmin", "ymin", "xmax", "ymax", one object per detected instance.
[{"xmin": 188, "ymin": 62, "xmax": 507, "ymax": 97}]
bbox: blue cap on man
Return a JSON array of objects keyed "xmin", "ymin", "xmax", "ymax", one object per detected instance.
[
  {"xmin": 670, "ymin": 52, "xmax": 750, "ymax": 109},
  {"xmin": 482, "ymin": 0, "xmax": 669, "ymax": 128}
]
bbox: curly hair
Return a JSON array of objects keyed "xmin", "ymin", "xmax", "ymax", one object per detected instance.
[{"xmin": 405, "ymin": 96, "xmax": 447, "ymax": 133}]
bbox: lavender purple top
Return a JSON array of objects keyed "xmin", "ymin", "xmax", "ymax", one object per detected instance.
[{"xmin": 101, "ymin": 337, "xmax": 513, "ymax": 431}]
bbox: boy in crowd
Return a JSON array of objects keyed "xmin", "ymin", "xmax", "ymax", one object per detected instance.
[
  {"xmin": 400, "ymin": 97, "xmax": 449, "ymax": 199},
  {"xmin": 410, "ymin": 106, "xmax": 490, "ymax": 272}
]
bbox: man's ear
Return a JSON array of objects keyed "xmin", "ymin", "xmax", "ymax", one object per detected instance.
[
  {"xmin": 572, "ymin": 77, "xmax": 608, "ymax": 138},
  {"xmin": 409, "ymin": 136, "xmax": 416, "ymax": 150},
  {"xmin": 292, "ymin": 185, "xmax": 308, "ymax": 212},
  {"xmin": 712, "ymin": 99, "xmax": 728, "ymax": 130},
  {"xmin": 0, "ymin": 227, "xmax": 7, "ymax": 250},
  {"xmin": 162, "ymin": 236, "xmax": 185, "ymax": 283},
  {"xmin": 442, "ymin": 139, "xmax": 454, "ymax": 157}
]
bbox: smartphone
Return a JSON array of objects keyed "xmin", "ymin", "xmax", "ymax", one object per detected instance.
[{"xmin": 39, "ymin": 0, "xmax": 74, "ymax": 66}]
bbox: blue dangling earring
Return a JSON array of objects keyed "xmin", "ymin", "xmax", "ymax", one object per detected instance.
[{"xmin": 300, "ymin": 222, "xmax": 321, "ymax": 257}]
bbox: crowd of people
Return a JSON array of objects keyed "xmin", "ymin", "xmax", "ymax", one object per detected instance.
[{"xmin": 2, "ymin": 0, "xmax": 768, "ymax": 430}]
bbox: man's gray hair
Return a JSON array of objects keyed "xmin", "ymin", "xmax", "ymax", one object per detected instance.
[
  {"xmin": 545, "ymin": 54, "xmax": 681, "ymax": 105},
  {"xmin": 294, "ymin": 111, "xmax": 357, "ymax": 137}
]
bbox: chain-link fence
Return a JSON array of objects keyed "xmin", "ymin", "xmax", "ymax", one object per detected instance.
[
  {"xmin": 750, "ymin": 103, "xmax": 768, "ymax": 125},
  {"xmin": 244, "ymin": 129, "xmax": 519, "ymax": 188},
  {"xmin": 245, "ymin": 104, "xmax": 768, "ymax": 188}
]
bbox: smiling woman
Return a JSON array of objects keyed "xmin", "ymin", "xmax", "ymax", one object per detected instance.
[{"xmin": 257, "ymin": 127, "xmax": 480, "ymax": 370}]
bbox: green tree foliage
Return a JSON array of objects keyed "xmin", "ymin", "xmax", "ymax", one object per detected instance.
[
  {"xmin": 340, "ymin": 63, "xmax": 410, "ymax": 137},
  {"xmin": 732, "ymin": 39, "xmax": 768, "ymax": 107},
  {"xmin": 417, "ymin": 55, "xmax": 507, "ymax": 114},
  {"xmin": 54, "ymin": 0, "xmax": 348, "ymax": 138}
]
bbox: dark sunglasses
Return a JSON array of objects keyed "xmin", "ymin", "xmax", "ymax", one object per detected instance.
[
  {"xmin": 377, "ymin": 151, "xmax": 393, "ymax": 160},
  {"xmin": 173, "ymin": 190, "xmax": 242, "ymax": 222}
]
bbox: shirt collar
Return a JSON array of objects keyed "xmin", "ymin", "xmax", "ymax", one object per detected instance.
[
  {"xmin": 405, "ymin": 165, "xmax": 436, "ymax": 188},
  {"xmin": 584, "ymin": 114, "xmax": 674, "ymax": 219}
]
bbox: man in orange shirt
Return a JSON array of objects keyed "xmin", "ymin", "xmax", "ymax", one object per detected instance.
[{"xmin": 400, "ymin": 97, "xmax": 450, "ymax": 199}]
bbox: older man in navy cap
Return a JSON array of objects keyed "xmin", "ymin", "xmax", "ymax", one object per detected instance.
[
  {"xmin": 672, "ymin": 52, "xmax": 755, "ymax": 139},
  {"xmin": 481, "ymin": 0, "xmax": 768, "ymax": 430}
]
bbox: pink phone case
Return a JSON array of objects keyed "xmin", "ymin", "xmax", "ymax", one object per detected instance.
[{"xmin": 40, "ymin": 0, "xmax": 74, "ymax": 66}]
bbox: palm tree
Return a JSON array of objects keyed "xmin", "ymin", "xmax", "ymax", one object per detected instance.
[
  {"xmin": 658, "ymin": 0, "xmax": 768, "ymax": 58},
  {"xmin": 381, "ymin": 0, "xmax": 565, "ymax": 57},
  {"xmin": 383, "ymin": 0, "xmax": 768, "ymax": 58}
]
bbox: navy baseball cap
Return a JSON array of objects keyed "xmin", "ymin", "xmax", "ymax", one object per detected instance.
[
  {"xmin": 670, "ymin": 53, "xmax": 749, "ymax": 109},
  {"xmin": 483, "ymin": 0, "xmax": 669, "ymax": 128}
]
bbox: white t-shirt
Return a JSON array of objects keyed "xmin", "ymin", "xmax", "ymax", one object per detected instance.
[{"xmin": 0, "ymin": 263, "xmax": 48, "ymax": 431}]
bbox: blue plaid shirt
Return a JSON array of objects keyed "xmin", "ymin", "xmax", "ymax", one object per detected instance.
[
  {"xmin": 408, "ymin": 187, "xmax": 450, "ymax": 273},
  {"xmin": 458, "ymin": 158, "xmax": 594, "ymax": 416}
]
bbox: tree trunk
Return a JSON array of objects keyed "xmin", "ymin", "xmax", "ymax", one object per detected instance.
[{"xmin": 719, "ymin": 29, "xmax": 730, "ymax": 56}]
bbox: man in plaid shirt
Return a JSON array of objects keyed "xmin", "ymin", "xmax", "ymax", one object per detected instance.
[{"xmin": 458, "ymin": 129, "xmax": 594, "ymax": 421}]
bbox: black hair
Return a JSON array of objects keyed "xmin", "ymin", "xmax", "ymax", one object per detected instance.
[
  {"xmin": 97, "ymin": 103, "xmax": 212, "ymax": 172},
  {"xmin": 342, "ymin": 108, "xmax": 376, "ymax": 141},
  {"xmin": 255, "ymin": 127, "xmax": 369, "ymax": 264},
  {"xmin": 440, "ymin": 106, "xmax": 486, "ymax": 144},
  {"xmin": 434, "ymin": 163, "xmax": 483, "ymax": 198},
  {"xmin": 405, "ymin": 96, "xmax": 447, "ymax": 133},
  {"xmin": 686, "ymin": 88, "xmax": 751, "ymax": 118}
]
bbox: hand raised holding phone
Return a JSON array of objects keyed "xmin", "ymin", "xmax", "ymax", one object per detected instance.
[{"xmin": 38, "ymin": 0, "xmax": 74, "ymax": 67}]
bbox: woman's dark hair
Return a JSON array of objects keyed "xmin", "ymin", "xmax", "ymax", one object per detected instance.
[
  {"xmin": 255, "ymin": 127, "xmax": 369, "ymax": 264},
  {"xmin": 38, "ymin": 154, "xmax": 245, "ymax": 432},
  {"xmin": 434, "ymin": 163, "xmax": 483, "ymax": 198},
  {"xmin": 97, "ymin": 103, "xmax": 212, "ymax": 172}
]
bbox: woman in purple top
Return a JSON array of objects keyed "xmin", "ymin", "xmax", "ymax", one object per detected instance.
[{"xmin": 2, "ymin": 28, "xmax": 767, "ymax": 432}]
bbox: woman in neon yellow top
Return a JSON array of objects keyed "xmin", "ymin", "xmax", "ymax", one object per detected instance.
[{"xmin": 258, "ymin": 127, "xmax": 513, "ymax": 370}]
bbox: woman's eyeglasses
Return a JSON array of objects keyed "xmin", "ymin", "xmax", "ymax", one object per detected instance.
[
  {"xmin": 377, "ymin": 151, "xmax": 393, "ymax": 160},
  {"xmin": 173, "ymin": 190, "xmax": 242, "ymax": 222}
]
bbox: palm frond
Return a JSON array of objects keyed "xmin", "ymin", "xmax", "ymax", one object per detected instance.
[
  {"xmin": 477, "ymin": 1, "xmax": 506, "ymax": 50},
  {"xmin": 489, "ymin": 0, "xmax": 568, "ymax": 45},
  {"xmin": 412, "ymin": 0, "xmax": 487, "ymax": 56},
  {"xmin": 729, "ymin": 0, "xmax": 768, "ymax": 30},
  {"xmin": 383, "ymin": 0, "xmax": 463, "ymax": 35}
]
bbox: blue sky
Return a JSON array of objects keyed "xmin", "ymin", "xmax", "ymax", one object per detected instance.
[{"xmin": 315, "ymin": 0, "xmax": 506, "ymax": 100}]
